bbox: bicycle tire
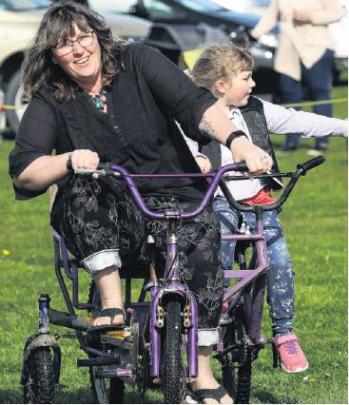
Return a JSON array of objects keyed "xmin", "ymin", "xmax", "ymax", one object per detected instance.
[
  {"xmin": 222, "ymin": 349, "xmax": 252, "ymax": 404},
  {"xmin": 88, "ymin": 282, "xmax": 125, "ymax": 404},
  {"xmin": 161, "ymin": 298, "xmax": 183, "ymax": 404},
  {"xmin": 23, "ymin": 347, "xmax": 55, "ymax": 404},
  {"xmin": 220, "ymin": 301, "xmax": 253, "ymax": 404}
]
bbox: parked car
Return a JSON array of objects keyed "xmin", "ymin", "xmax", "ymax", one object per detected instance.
[
  {"xmin": 0, "ymin": 0, "xmax": 152, "ymax": 134},
  {"xmin": 102, "ymin": 0, "xmax": 278, "ymax": 94}
]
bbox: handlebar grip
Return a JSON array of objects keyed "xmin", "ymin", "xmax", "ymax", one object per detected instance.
[
  {"xmin": 234, "ymin": 161, "xmax": 248, "ymax": 172},
  {"xmin": 97, "ymin": 162, "xmax": 111, "ymax": 170},
  {"xmin": 297, "ymin": 156, "xmax": 326, "ymax": 174}
]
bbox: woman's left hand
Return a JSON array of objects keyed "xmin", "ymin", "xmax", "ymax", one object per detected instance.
[{"xmin": 230, "ymin": 136, "xmax": 273, "ymax": 174}]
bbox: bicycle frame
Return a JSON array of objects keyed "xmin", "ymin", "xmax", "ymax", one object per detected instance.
[
  {"xmin": 37, "ymin": 156, "xmax": 325, "ymax": 390},
  {"xmin": 221, "ymin": 206, "xmax": 268, "ymax": 344},
  {"xmin": 216, "ymin": 156, "xmax": 326, "ymax": 356}
]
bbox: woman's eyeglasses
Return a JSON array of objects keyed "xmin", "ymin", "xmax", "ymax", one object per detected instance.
[{"xmin": 54, "ymin": 32, "xmax": 94, "ymax": 56}]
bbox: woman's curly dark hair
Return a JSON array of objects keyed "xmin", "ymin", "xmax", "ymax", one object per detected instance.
[{"xmin": 22, "ymin": 0, "xmax": 126, "ymax": 102}]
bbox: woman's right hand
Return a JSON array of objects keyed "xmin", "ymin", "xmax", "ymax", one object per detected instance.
[{"xmin": 68, "ymin": 149, "xmax": 100, "ymax": 171}]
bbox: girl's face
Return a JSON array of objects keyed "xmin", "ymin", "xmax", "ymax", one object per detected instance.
[
  {"xmin": 215, "ymin": 70, "xmax": 256, "ymax": 108},
  {"xmin": 52, "ymin": 24, "xmax": 102, "ymax": 89}
]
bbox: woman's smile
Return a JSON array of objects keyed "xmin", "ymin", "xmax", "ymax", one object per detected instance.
[{"xmin": 74, "ymin": 56, "xmax": 90, "ymax": 66}]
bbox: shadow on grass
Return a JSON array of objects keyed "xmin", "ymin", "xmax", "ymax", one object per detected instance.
[
  {"xmin": 56, "ymin": 388, "xmax": 164, "ymax": 404},
  {"xmin": 0, "ymin": 390, "xmax": 22, "ymax": 404},
  {"xmin": 0, "ymin": 388, "xmax": 94, "ymax": 404},
  {"xmin": 0, "ymin": 386, "xmax": 297, "ymax": 404},
  {"xmin": 0, "ymin": 387, "xmax": 165, "ymax": 404},
  {"xmin": 253, "ymin": 388, "xmax": 298, "ymax": 404},
  {"xmin": 56, "ymin": 387, "xmax": 94, "ymax": 404}
]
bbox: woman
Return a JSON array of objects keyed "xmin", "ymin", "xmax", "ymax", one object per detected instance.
[
  {"xmin": 9, "ymin": 2, "xmax": 272, "ymax": 402},
  {"xmin": 250, "ymin": 0, "xmax": 344, "ymax": 154}
]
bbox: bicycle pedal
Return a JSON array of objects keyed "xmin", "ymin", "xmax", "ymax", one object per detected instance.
[
  {"xmin": 253, "ymin": 336, "xmax": 268, "ymax": 346},
  {"xmin": 87, "ymin": 323, "xmax": 126, "ymax": 334},
  {"xmin": 105, "ymin": 327, "xmax": 132, "ymax": 340},
  {"xmin": 219, "ymin": 313, "xmax": 231, "ymax": 325}
]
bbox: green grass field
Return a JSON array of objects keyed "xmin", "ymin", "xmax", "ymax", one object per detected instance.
[{"xmin": 0, "ymin": 87, "xmax": 347, "ymax": 404}]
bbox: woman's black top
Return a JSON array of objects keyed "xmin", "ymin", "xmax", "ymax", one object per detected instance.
[{"xmin": 9, "ymin": 43, "xmax": 216, "ymax": 203}]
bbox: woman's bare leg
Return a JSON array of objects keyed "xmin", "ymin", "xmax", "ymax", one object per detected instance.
[
  {"xmin": 192, "ymin": 346, "xmax": 233, "ymax": 404},
  {"xmin": 92, "ymin": 265, "xmax": 124, "ymax": 326}
]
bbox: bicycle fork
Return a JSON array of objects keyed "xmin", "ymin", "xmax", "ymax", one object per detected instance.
[{"xmin": 149, "ymin": 215, "xmax": 198, "ymax": 379}]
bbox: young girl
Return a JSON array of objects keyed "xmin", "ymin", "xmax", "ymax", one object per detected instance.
[{"xmin": 186, "ymin": 42, "xmax": 347, "ymax": 374}]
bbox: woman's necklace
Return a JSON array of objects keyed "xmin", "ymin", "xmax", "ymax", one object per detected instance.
[{"xmin": 89, "ymin": 89, "xmax": 107, "ymax": 111}]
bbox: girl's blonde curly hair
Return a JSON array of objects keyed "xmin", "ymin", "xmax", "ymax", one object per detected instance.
[{"xmin": 192, "ymin": 42, "xmax": 254, "ymax": 92}]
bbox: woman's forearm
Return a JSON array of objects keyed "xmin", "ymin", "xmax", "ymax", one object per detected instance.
[
  {"xmin": 199, "ymin": 103, "xmax": 239, "ymax": 144},
  {"xmin": 15, "ymin": 149, "xmax": 100, "ymax": 191},
  {"xmin": 199, "ymin": 102, "xmax": 273, "ymax": 173},
  {"xmin": 15, "ymin": 153, "xmax": 71, "ymax": 191}
]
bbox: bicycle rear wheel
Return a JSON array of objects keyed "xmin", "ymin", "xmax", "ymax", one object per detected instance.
[
  {"xmin": 23, "ymin": 347, "xmax": 55, "ymax": 404},
  {"xmin": 88, "ymin": 282, "xmax": 125, "ymax": 404},
  {"xmin": 161, "ymin": 297, "xmax": 183, "ymax": 404},
  {"xmin": 220, "ymin": 305, "xmax": 252, "ymax": 404},
  {"xmin": 222, "ymin": 349, "xmax": 252, "ymax": 404}
]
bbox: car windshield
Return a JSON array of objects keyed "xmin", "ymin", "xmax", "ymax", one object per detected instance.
[
  {"xmin": 175, "ymin": 0, "xmax": 226, "ymax": 13},
  {"xmin": 88, "ymin": 0, "xmax": 137, "ymax": 13},
  {"xmin": 230, "ymin": 0, "xmax": 270, "ymax": 12},
  {"xmin": 0, "ymin": 0, "xmax": 49, "ymax": 11},
  {"xmin": 210, "ymin": 0, "xmax": 270, "ymax": 13}
]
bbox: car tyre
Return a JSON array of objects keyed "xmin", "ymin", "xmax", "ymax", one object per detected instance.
[{"xmin": 4, "ymin": 70, "xmax": 28, "ymax": 134}]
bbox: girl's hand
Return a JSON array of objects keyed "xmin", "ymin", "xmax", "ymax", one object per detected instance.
[{"xmin": 195, "ymin": 155, "xmax": 212, "ymax": 173}]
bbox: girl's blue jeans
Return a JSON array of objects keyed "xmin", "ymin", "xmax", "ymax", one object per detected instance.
[{"xmin": 213, "ymin": 196, "xmax": 294, "ymax": 336}]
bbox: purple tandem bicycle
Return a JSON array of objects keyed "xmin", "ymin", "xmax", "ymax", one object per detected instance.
[{"xmin": 20, "ymin": 156, "xmax": 325, "ymax": 404}]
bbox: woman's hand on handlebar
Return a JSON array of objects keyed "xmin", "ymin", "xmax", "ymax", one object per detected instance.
[
  {"xmin": 68, "ymin": 149, "xmax": 100, "ymax": 172},
  {"xmin": 229, "ymin": 137, "xmax": 273, "ymax": 174}
]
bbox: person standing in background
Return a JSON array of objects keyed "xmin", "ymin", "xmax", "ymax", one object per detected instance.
[{"xmin": 250, "ymin": 0, "xmax": 344, "ymax": 155}]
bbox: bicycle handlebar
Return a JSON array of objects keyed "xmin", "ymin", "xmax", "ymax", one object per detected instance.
[
  {"xmin": 221, "ymin": 156, "xmax": 325, "ymax": 213},
  {"xmin": 296, "ymin": 156, "xmax": 325, "ymax": 174},
  {"xmin": 75, "ymin": 157, "xmax": 325, "ymax": 218}
]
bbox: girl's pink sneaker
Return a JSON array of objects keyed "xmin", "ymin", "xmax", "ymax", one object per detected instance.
[{"xmin": 273, "ymin": 332, "xmax": 309, "ymax": 373}]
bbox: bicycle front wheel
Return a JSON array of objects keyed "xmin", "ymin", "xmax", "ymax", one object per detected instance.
[
  {"xmin": 161, "ymin": 298, "xmax": 183, "ymax": 404},
  {"xmin": 23, "ymin": 347, "xmax": 55, "ymax": 404}
]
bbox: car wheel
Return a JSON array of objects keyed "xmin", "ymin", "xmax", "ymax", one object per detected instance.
[{"xmin": 4, "ymin": 70, "xmax": 28, "ymax": 134}]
